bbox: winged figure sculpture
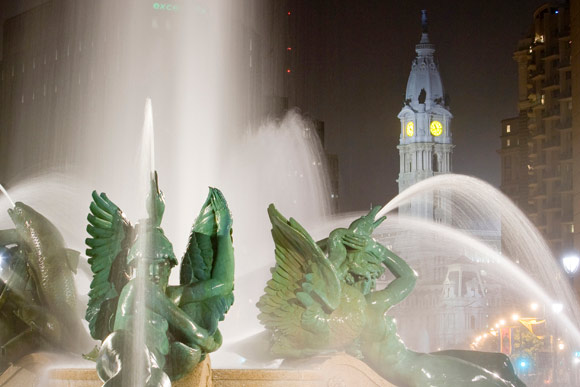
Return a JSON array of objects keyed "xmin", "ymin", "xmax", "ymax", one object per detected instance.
[
  {"xmin": 85, "ymin": 172, "xmax": 234, "ymax": 386},
  {"xmin": 258, "ymin": 205, "xmax": 526, "ymax": 387}
]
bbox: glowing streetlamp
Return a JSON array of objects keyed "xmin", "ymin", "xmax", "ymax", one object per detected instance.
[
  {"xmin": 563, "ymin": 252, "xmax": 580, "ymax": 297},
  {"xmin": 562, "ymin": 253, "xmax": 580, "ymax": 276}
]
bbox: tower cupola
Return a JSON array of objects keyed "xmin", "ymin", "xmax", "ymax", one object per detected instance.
[
  {"xmin": 396, "ymin": 10, "xmax": 454, "ymax": 222},
  {"xmin": 402, "ymin": 10, "xmax": 448, "ymax": 126}
]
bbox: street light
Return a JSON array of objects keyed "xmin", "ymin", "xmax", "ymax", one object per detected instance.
[{"xmin": 562, "ymin": 253, "xmax": 580, "ymax": 277}]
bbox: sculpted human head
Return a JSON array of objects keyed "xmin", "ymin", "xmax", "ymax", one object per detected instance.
[{"xmin": 127, "ymin": 226, "xmax": 177, "ymax": 289}]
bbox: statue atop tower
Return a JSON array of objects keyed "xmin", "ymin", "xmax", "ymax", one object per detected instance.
[{"xmin": 396, "ymin": 10, "xmax": 454, "ymax": 221}]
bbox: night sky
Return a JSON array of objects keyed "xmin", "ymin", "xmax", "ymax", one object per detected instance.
[{"xmin": 290, "ymin": 0, "xmax": 550, "ymax": 211}]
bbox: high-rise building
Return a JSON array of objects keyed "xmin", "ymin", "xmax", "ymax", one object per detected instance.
[
  {"xmin": 498, "ymin": 116, "xmax": 529, "ymax": 209},
  {"xmin": 500, "ymin": 2, "xmax": 573, "ymax": 259},
  {"xmin": 396, "ymin": 10, "xmax": 453, "ymax": 222},
  {"xmin": 572, "ymin": 0, "xmax": 580, "ymax": 261}
]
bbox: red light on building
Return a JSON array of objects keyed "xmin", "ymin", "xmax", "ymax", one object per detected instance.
[
  {"xmin": 286, "ymin": 69, "xmax": 291, "ymax": 73},
  {"xmin": 287, "ymin": 47, "xmax": 292, "ymax": 51},
  {"xmin": 287, "ymin": 11, "xmax": 291, "ymax": 15}
]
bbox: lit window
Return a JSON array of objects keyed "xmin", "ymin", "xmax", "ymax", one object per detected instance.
[
  {"xmin": 570, "ymin": 224, "xmax": 574, "ymax": 233},
  {"xmin": 506, "ymin": 125, "xmax": 511, "ymax": 133},
  {"xmin": 507, "ymin": 139, "xmax": 511, "ymax": 147},
  {"xmin": 541, "ymin": 94, "xmax": 545, "ymax": 105}
]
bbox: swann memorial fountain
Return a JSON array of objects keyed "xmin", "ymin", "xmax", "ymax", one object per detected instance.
[
  {"xmin": 1, "ymin": 99, "xmax": 578, "ymax": 386},
  {"xmin": 1, "ymin": 102, "xmax": 580, "ymax": 386},
  {"xmin": 1, "ymin": 2, "xmax": 579, "ymax": 386}
]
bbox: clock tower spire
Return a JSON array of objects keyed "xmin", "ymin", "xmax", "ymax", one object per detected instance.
[{"xmin": 397, "ymin": 10, "xmax": 454, "ymax": 221}]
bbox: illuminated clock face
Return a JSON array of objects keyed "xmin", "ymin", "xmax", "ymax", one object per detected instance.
[
  {"xmin": 405, "ymin": 121, "xmax": 414, "ymax": 137},
  {"xmin": 430, "ymin": 120, "xmax": 443, "ymax": 136}
]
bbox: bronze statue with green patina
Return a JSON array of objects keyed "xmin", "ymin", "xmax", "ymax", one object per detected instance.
[
  {"xmin": 0, "ymin": 202, "xmax": 92, "ymax": 373},
  {"xmin": 258, "ymin": 205, "xmax": 526, "ymax": 386},
  {"xmin": 86, "ymin": 173, "xmax": 234, "ymax": 386}
]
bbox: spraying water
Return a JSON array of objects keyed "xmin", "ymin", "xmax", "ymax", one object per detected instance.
[
  {"xmin": 377, "ymin": 174, "xmax": 573, "ymax": 304},
  {"xmin": 369, "ymin": 174, "xmax": 580, "ymax": 377},
  {"xmin": 130, "ymin": 99, "xmax": 157, "ymax": 385},
  {"xmin": 1, "ymin": 0, "xmax": 576, "ymax": 384},
  {"xmin": 376, "ymin": 214, "xmax": 580, "ymax": 348},
  {"xmin": 143, "ymin": 98, "xmax": 156, "ymax": 175},
  {"xmin": 0, "ymin": 184, "xmax": 16, "ymax": 208}
]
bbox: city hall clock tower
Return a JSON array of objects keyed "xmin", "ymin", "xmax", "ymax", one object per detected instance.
[{"xmin": 397, "ymin": 10, "xmax": 453, "ymax": 222}]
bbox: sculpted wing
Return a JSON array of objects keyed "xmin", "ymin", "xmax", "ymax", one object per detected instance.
[
  {"xmin": 180, "ymin": 188, "xmax": 217, "ymax": 284},
  {"xmin": 85, "ymin": 191, "xmax": 134, "ymax": 341},
  {"xmin": 257, "ymin": 205, "xmax": 341, "ymax": 340},
  {"xmin": 179, "ymin": 187, "xmax": 234, "ymax": 335}
]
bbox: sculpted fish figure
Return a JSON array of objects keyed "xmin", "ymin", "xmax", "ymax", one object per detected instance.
[{"xmin": 0, "ymin": 202, "xmax": 91, "ymax": 372}]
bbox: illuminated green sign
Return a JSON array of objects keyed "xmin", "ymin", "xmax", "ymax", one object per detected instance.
[
  {"xmin": 152, "ymin": 2, "xmax": 208, "ymax": 15},
  {"xmin": 153, "ymin": 3, "xmax": 179, "ymax": 11}
]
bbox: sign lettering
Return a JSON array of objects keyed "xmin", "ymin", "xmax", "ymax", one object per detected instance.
[{"xmin": 153, "ymin": 3, "xmax": 179, "ymax": 12}]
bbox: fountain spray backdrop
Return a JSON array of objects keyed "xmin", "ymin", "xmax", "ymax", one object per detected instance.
[
  {"xmin": 2, "ymin": 1, "xmax": 579, "ymax": 383},
  {"xmin": 374, "ymin": 175, "xmax": 580, "ymax": 357},
  {"xmin": 0, "ymin": 0, "xmax": 332, "ymax": 370}
]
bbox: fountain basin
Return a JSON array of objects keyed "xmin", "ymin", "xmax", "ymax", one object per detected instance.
[{"xmin": 2, "ymin": 353, "xmax": 395, "ymax": 387}]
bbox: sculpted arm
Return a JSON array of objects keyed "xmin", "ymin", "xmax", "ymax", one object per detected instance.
[
  {"xmin": 326, "ymin": 228, "xmax": 368, "ymax": 277},
  {"xmin": 117, "ymin": 282, "xmax": 218, "ymax": 352},
  {"xmin": 366, "ymin": 243, "xmax": 416, "ymax": 314},
  {"xmin": 326, "ymin": 229, "xmax": 348, "ymax": 277},
  {"xmin": 147, "ymin": 287, "xmax": 219, "ymax": 351}
]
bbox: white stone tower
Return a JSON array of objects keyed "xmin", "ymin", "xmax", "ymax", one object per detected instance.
[{"xmin": 397, "ymin": 10, "xmax": 454, "ymax": 221}]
